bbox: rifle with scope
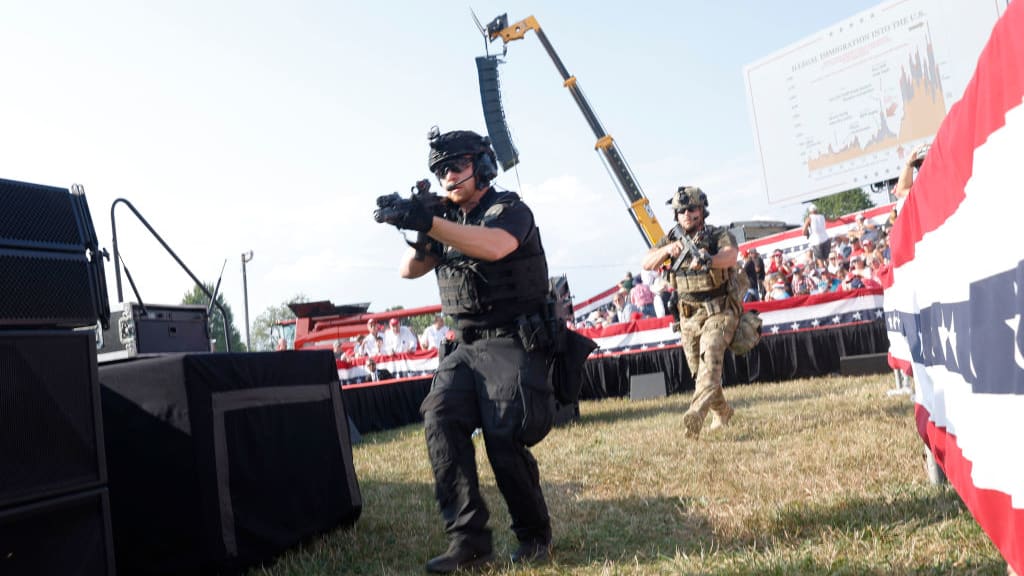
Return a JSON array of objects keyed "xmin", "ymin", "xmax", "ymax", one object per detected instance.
[
  {"xmin": 373, "ymin": 179, "xmax": 450, "ymax": 261},
  {"xmin": 670, "ymin": 229, "xmax": 713, "ymax": 273}
]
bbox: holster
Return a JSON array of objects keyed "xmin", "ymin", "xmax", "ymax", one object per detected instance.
[{"xmin": 515, "ymin": 313, "xmax": 553, "ymax": 353}]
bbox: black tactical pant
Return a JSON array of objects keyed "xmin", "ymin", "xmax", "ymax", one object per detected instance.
[{"xmin": 420, "ymin": 335, "xmax": 554, "ymax": 554}]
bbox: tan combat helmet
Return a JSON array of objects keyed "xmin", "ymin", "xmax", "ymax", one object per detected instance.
[{"xmin": 667, "ymin": 185, "xmax": 710, "ymax": 218}]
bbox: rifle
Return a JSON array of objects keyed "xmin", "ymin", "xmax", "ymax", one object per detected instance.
[
  {"xmin": 670, "ymin": 229, "xmax": 712, "ymax": 273},
  {"xmin": 374, "ymin": 179, "xmax": 449, "ymax": 260},
  {"xmin": 373, "ymin": 179, "xmax": 446, "ymax": 224}
]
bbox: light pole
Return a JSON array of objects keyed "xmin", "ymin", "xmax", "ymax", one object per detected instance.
[{"xmin": 241, "ymin": 250, "xmax": 254, "ymax": 351}]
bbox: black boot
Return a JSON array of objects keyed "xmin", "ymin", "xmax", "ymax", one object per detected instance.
[
  {"xmin": 425, "ymin": 542, "xmax": 494, "ymax": 574},
  {"xmin": 510, "ymin": 539, "xmax": 551, "ymax": 564}
]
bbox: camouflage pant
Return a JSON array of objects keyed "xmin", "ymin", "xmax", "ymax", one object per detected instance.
[{"xmin": 679, "ymin": 300, "xmax": 739, "ymax": 430}]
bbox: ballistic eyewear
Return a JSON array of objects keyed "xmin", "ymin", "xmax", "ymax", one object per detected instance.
[{"xmin": 434, "ymin": 156, "xmax": 474, "ymax": 179}]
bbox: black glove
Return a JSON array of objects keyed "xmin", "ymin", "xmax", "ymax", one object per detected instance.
[
  {"xmin": 397, "ymin": 199, "xmax": 434, "ymax": 232},
  {"xmin": 406, "ymin": 232, "xmax": 442, "ymax": 261}
]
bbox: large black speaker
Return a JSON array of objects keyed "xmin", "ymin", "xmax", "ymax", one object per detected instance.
[
  {"xmin": 99, "ymin": 350, "xmax": 361, "ymax": 574},
  {"xmin": 476, "ymin": 55, "xmax": 520, "ymax": 171},
  {"xmin": 0, "ymin": 330, "xmax": 106, "ymax": 509},
  {"xmin": 0, "ymin": 178, "xmax": 109, "ymax": 329},
  {"xmin": 0, "ymin": 487, "xmax": 115, "ymax": 576}
]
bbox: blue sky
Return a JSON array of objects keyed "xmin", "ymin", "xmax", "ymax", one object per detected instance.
[{"xmin": 1, "ymin": 0, "xmax": 900, "ymax": 328}]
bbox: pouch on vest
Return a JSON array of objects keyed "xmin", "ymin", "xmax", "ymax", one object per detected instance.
[
  {"xmin": 548, "ymin": 329, "xmax": 598, "ymax": 404},
  {"xmin": 729, "ymin": 310, "xmax": 762, "ymax": 356}
]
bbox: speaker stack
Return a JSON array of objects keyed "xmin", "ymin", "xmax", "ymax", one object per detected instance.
[
  {"xmin": 0, "ymin": 178, "xmax": 114, "ymax": 575},
  {"xmin": 476, "ymin": 55, "xmax": 520, "ymax": 171}
]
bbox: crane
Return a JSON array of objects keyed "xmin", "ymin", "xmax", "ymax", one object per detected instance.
[{"xmin": 482, "ymin": 13, "xmax": 666, "ymax": 248}]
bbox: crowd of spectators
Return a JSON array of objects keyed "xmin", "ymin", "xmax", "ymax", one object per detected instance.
[
  {"xmin": 576, "ymin": 209, "xmax": 894, "ymax": 328},
  {"xmin": 742, "ymin": 210, "xmax": 894, "ymax": 302},
  {"xmin": 329, "ymin": 313, "xmax": 455, "ymax": 383},
  {"xmin": 331, "ymin": 313, "xmax": 454, "ymax": 364},
  {"xmin": 581, "ymin": 270, "xmax": 670, "ymax": 329}
]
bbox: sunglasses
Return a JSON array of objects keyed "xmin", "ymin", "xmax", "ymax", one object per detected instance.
[
  {"xmin": 680, "ymin": 205, "xmax": 701, "ymax": 213},
  {"xmin": 434, "ymin": 156, "xmax": 474, "ymax": 179}
]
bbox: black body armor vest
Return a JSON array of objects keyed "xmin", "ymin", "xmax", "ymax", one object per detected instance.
[{"xmin": 435, "ymin": 190, "xmax": 549, "ymax": 325}]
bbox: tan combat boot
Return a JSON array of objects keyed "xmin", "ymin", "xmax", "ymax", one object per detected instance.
[
  {"xmin": 682, "ymin": 411, "xmax": 703, "ymax": 439},
  {"xmin": 708, "ymin": 404, "xmax": 735, "ymax": 431}
]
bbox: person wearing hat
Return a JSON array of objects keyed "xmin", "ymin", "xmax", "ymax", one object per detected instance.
[
  {"xmin": 741, "ymin": 248, "xmax": 765, "ymax": 300},
  {"xmin": 383, "ymin": 317, "xmax": 418, "ymax": 355},
  {"xmin": 802, "ymin": 204, "xmax": 831, "ymax": 262},
  {"xmin": 790, "ymin": 266, "xmax": 815, "ymax": 296},
  {"xmin": 767, "ymin": 248, "xmax": 792, "ymax": 282},
  {"xmin": 766, "ymin": 273, "xmax": 791, "ymax": 301},
  {"xmin": 841, "ymin": 272, "xmax": 865, "ymax": 291},
  {"xmin": 641, "ymin": 185, "xmax": 740, "ymax": 439},
  {"xmin": 377, "ymin": 127, "xmax": 563, "ymax": 571},
  {"xmin": 848, "ymin": 236, "xmax": 866, "ymax": 261}
]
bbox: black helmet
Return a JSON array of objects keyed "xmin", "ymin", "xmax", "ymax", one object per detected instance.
[
  {"xmin": 667, "ymin": 185, "xmax": 710, "ymax": 218},
  {"xmin": 428, "ymin": 127, "xmax": 498, "ymax": 186}
]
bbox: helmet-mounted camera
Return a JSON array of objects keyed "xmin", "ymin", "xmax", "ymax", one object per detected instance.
[{"xmin": 427, "ymin": 126, "xmax": 498, "ymax": 188}]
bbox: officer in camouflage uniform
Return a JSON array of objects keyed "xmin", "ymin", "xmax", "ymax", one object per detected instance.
[
  {"xmin": 642, "ymin": 186, "xmax": 740, "ymax": 439},
  {"xmin": 379, "ymin": 128, "xmax": 555, "ymax": 572}
]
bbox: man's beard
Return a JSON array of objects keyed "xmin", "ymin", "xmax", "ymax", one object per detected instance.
[{"xmin": 683, "ymin": 218, "xmax": 703, "ymax": 234}]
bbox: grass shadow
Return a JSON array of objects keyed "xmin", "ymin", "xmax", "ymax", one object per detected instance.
[{"xmin": 757, "ymin": 487, "xmax": 970, "ymax": 544}]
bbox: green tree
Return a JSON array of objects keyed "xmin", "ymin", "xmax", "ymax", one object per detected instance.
[
  {"xmin": 808, "ymin": 188, "xmax": 875, "ymax": 220},
  {"xmin": 251, "ymin": 294, "xmax": 309, "ymax": 352},
  {"xmin": 182, "ymin": 283, "xmax": 246, "ymax": 352}
]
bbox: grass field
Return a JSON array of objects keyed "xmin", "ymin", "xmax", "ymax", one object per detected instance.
[{"xmin": 252, "ymin": 374, "xmax": 1006, "ymax": 575}]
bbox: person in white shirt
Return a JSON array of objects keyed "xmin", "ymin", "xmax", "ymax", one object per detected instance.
[
  {"xmin": 383, "ymin": 318, "xmax": 418, "ymax": 354},
  {"xmin": 421, "ymin": 313, "xmax": 451, "ymax": 350},
  {"xmin": 803, "ymin": 204, "xmax": 831, "ymax": 263},
  {"xmin": 360, "ymin": 319, "xmax": 381, "ymax": 357}
]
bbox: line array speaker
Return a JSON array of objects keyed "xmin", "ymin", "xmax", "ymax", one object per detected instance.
[
  {"xmin": 0, "ymin": 178, "xmax": 109, "ymax": 328},
  {"xmin": 476, "ymin": 55, "xmax": 520, "ymax": 171}
]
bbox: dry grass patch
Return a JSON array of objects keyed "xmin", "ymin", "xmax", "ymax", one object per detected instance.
[{"xmin": 251, "ymin": 374, "xmax": 1006, "ymax": 575}]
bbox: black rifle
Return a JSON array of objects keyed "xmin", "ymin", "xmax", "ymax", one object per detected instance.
[
  {"xmin": 373, "ymin": 179, "xmax": 449, "ymax": 260},
  {"xmin": 671, "ymin": 229, "xmax": 711, "ymax": 273}
]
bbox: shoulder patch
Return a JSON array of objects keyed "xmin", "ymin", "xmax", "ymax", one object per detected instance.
[{"xmin": 482, "ymin": 203, "xmax": 506, "ymax": 223}]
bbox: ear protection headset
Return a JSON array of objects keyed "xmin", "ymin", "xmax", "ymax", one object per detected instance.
[{"xmin": 473, "ymin": 137, "xmax": 498, "ymax": 189}]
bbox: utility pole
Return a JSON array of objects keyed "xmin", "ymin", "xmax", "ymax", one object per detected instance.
[{"xmin": 241, "ymin": 250, "xmax": 254, "ymax": 351}]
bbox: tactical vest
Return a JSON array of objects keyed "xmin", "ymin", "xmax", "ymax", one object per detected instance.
[
  {"xmin": 674, "ymin": 266, "xmax": 730, "ymax": 298},
  {"xmin": 669, "ymin": 224, "xmax": 731, "ymax": 301},
  {"xmin": 436, "ymin": 193, "xmax": 549, "ymax": 318}
]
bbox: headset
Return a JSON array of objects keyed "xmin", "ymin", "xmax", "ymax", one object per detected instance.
[{"xmin": 472, "ymin": 137, "xmax": 498, "ymax": 189}]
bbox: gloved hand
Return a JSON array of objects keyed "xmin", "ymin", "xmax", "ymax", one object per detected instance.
[
  {"xmin": 396, "ymin": 199, "xmax": 434, "ymax": 232},
  {"xmin": 406, "ymin": 233, "xmax": 442, "ymax": 261},
  {"xmin": 689, "ymin": 249, "xmax": 712, "ymax": 271}
]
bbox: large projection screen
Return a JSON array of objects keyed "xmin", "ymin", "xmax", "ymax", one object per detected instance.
[{"xmin": 744, "ymin": 0, "xmax": 1006, "ymax": 206}]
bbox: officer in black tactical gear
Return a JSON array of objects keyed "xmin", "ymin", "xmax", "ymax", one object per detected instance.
[{"xmin": 380, "ymin": 128, "xmax": 555, "ymax": 573}]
